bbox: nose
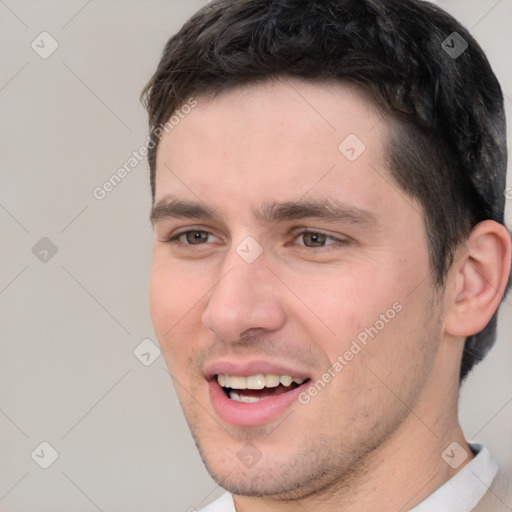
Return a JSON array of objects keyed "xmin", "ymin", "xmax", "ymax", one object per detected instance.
[{"xmin": 201, "ymin": 253, "xmax": 286, "ymax": 342}]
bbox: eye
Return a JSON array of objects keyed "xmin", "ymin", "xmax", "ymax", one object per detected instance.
[
  {"xmin": 293, "ymin": 231, "xmax": 342, "ymax": 248},
  {"xmin": 174, "ymin": 230, "xmax": 220, "ymax": 245}
]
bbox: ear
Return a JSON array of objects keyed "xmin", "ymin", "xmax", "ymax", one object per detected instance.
[{"xmin": 444, "ymin": 220, "xmax": 511, "ymax": 337}]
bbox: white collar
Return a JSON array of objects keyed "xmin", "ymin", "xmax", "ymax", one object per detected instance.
[{"xmin": 411, "ymin": 443, "xmax": 498, "ymax": 511}]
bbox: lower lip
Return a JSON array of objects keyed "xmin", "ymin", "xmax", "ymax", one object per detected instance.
[{"xmin": 208, "ymin": 379, "xmax": 308, "ymax": 427}]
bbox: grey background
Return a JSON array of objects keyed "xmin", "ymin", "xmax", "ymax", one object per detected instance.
[{"xmin": 1, "ymin": 1, "xmax": 511, "ymax": 511}]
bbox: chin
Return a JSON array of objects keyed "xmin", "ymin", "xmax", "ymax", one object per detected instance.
[{"xmin": 192, "ymin": 432, "xmax": 356, "ymax": 501}]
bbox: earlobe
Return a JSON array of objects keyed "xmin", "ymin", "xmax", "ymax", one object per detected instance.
[{"xmin": 445, "ymin": 220, "xmax": 511, "ymax": 338}]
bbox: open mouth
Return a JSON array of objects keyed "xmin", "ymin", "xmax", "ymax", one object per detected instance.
[{"xmin": 217, "ymin": 373, "xmax": 310, "ymax": 403}]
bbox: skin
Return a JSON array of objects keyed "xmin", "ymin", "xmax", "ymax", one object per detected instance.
[{"xmin": 149, "ymin": 79, "xmax": 510, "ymax": 511}]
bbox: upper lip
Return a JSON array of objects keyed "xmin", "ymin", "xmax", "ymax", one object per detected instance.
[{"xmin": 204, "ymin": 359, "xmax": 312, "ymax": 381}]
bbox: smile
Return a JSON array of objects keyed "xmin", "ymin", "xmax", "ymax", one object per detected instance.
[
  {"xmin": 206, "ymin": 364, "xmax": 312, "ymax": 426},
  {"xmin": 217, "ymin": 374, "xmax": 307, "ymax": 403}
]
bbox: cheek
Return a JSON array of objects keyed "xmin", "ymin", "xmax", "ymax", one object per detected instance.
[
  {"xmin": 288, "ymin": 264, "xmax": 397, "ymax": 337},
  {"xmin": 149, "ymin": 262, "xmax": 173, "ymax": 337},
  {"xmin": 149, "ymin": 258, "xmax": 203, "ymax": 357},
  {"xmin": 289, "ymin": 258, "xmax": 429, "ymax": 381}
]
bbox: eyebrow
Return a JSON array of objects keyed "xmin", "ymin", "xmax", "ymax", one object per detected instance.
[
  {"xmin": 150, "ymin": 196, "xmax": 378, "ymax": 228},
  {"xmin": 256, "ymin": 199, "xmax": 379, "ymax": 226},
  {"xmin": 150, "ymin": 196, "xmax": 221, "ymax": 224}
]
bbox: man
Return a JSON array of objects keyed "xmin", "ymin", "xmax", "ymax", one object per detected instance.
[{"xmin": 142, "ymin": 0, "xmax": 511, "ymax": 510}]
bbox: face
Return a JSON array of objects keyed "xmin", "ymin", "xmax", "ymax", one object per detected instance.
[{"xmin": 150, "ymin": 80, "xmax": 445, "ymax": 499}]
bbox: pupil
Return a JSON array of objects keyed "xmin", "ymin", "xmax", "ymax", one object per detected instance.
[
  {"xmin": 304, "ymin": 232, "xmax": 326, "ymax": 246},
  {"xmin": 187, "ymin": 231, "xmax": 208, "ymax": 244}
]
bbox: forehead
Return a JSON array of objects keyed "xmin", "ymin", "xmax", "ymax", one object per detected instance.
[{"xmin": 154, "ymin": 79, "xmax": 393, "ymax": 214}]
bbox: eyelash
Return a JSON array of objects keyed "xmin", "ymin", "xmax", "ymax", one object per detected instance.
[
  {"xmin": 165, "ymin": 228, "xmax": 348, "ymax": 250},
  {"xmin": 283, "ymin": 230, "xmax": 345, "ymax": 252},
  {"xmin": 170, "ymin": 230, "xmax": 220, "ymax": 245}
]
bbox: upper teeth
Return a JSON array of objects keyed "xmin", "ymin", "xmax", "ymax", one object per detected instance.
[{"xmin": 217, "ymin": 374, "xmax": 305, "ymax": 390}]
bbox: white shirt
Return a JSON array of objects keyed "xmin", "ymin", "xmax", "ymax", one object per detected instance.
[{"xmin": 199, "ymin": 443, "xmax": 498, "ymax": 512}]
